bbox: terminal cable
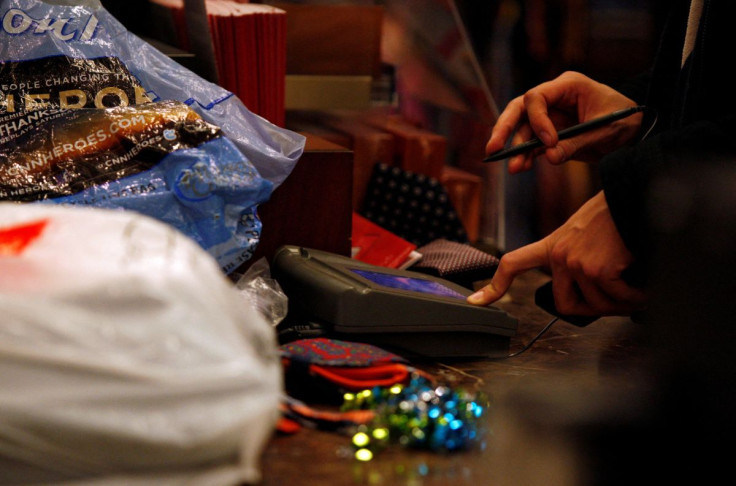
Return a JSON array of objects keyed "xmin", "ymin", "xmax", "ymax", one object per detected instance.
[{"xmin": 499, "ymin": 316, "xmax": 559, "ymax": 359}]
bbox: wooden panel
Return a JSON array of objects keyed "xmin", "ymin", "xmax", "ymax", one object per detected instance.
[
  {"xmin": 360, "ymin": 110, "xmax": 447, "ymax": 180},
  {"xmin": 440, "ymin": 165, "xmax": 482, "ymax": 244},
  {"xmin": 241, "ymin": 133, "xmax": 353, "ymax": 271},
  {"xmin": 286, "ymin": 110, "xmax": 397, "ymax": 210},
  {"xmin": 285, "ymin": 75, "xmax": 373, "ymax": 111},
  {"xmin": 272, "ymin": 3, "xmax": 384, "ymax": 77}
]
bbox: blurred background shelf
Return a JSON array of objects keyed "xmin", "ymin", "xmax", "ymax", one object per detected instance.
[{"xmin": 102, "ymin": 0, "xmax": 665, "ymax": 256}]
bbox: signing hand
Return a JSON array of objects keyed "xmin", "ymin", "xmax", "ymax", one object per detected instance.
[{"xmin": 487, "ymin": 71, "xmax": 643, "ymax": 173}]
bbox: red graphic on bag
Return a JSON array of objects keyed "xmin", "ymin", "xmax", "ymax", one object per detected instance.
[{"xmin": 0, "ymin": 219, "xmax": 48, "ymax": 256}]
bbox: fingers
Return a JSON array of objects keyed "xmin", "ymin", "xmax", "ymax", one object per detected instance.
[
  {"xmin": 537, "ymin": 143, "xmax": 568, "ymax": 166},
  {"xmin": 487, "ymin": 71, "xmax": 638, "ymax": 170},
  {"xmin": 554, "ymin": 277, "xmax": 648, "ymax": 316},
  {"xmin": 551, "ymin": 251, "xmax": 648, "ymax": 316},
  {"xmin": 487, "ymin": 99, "xmax": 540, "ymax": 174},
  {"xmin": 553, "ymin": 277, "xmax": 613, "ymax": 317},
  {"xmin": 522, "ymin": 91, "xmax": 560, "ymax": 147},
  {"xmin": 487, "ymin": 84, "xmax": 575, "ymax": 173},
  {"xmin": 486, "ymin": 96, "xmax": 526, "ymax": 155},
  {"xmin": 467, "ymin": 239, "xmax": 648, "ymax": 315},
  {"xmin": 467, "ymin": 240, "xmax": 549, "ymax": 306},
  {"xmin": 520, "ymin": 72, "xmax": 590, "ymax": 143},
  {"xmin": 507, "ymin": 123, "xmax": 543, "ymax": 173}
]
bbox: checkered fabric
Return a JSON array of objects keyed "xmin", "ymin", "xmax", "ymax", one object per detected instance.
[{"xmin": 412, "ymin": 238, "xmax": 499, "ymax": 289}]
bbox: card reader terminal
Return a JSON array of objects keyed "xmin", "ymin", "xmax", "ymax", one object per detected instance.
[{"xmin": 271, "ymin": 245, "xmax": 518, "ymax": 359}]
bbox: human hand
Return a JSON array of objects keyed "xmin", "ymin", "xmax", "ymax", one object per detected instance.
[
  {"xmin": 486, "ymin": 71, "xmax": 643, "ymax": 173},
  {"xmin": 467, "ymin": 191, "xmax": 647, "ymax": 316}
]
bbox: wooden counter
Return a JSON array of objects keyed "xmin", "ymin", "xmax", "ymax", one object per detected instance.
[{"xmin": 256, "ymin": 269, "xmax": 654, "ymax": 486}]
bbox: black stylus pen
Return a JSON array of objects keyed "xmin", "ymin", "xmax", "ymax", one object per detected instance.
[{"xmin": 483, "ymin": 105, "xmax": 646, "ymax": 162}]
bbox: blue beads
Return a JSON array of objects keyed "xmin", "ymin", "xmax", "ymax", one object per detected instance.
[{"xmin": 343, "ymin": 371, "xmax": 487, "ymax": 458}]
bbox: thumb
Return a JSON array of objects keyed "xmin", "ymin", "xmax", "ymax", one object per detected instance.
[
  {"xmin": 542, "ymin": 140, "xmax": 574, "ymax": 165},
  {"xmin": 545, "ymin": 129, "xmax": 607, "ymax": 165},
  {"xmin": 467, "ymin": 240, "xmax": 549, "ymax": 306}
]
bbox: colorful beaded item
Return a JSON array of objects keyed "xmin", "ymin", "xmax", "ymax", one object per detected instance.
[{"xmin": 341, "ymin": 371, "xmax": 488, "ymax": 460}]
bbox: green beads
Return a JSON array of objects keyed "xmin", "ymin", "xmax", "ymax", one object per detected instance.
[{"xmin": 343, "ymin": 372, "xmax": 487, "ymax": 460}]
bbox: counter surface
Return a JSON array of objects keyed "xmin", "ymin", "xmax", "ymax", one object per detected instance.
[{"xmin": 258, "ymin": 270, "xmax": 652, "ymax": 486}]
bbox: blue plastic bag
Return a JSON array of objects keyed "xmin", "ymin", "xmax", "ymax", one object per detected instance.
[{"xmin": 0, "ymin": 0, "xmax": 305, "ymax": 273}]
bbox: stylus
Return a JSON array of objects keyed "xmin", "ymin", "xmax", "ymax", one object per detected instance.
[{"xmin": 483, "ymin": 105, "xmax": 646, "ymax": 162}]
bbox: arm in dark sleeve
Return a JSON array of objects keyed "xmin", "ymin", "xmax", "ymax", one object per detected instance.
[
  {"xmin": 614, "ymin": 69, "xmax": 652, "ymax": 106},
  {"xmin": 600, "ymin": 115, "xmax": 736, "ymax": 264}
]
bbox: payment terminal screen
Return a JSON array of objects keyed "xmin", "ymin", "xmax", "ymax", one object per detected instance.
[{"xmin": 350, "ymin": 269, "xmax": 466, "ymax": 300}]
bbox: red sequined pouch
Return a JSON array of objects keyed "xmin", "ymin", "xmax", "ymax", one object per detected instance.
[{"xmin": 279, "ymin": 337, "xmax": 416, "ymax": 400}]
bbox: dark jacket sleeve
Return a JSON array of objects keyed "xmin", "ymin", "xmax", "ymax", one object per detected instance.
[
  {"xmin": 614, "ymin": 70, "xmax": 652, "ymax": 106},
  {"xmin": 600, "ymin": 116, "xmax": 736, "ymax": 262},
  {"xmin": 599, "ymin": 0, "xmax": 736, "ymax": 267}
]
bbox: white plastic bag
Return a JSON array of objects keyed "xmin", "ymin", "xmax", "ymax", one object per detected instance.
[{"xmin": 0, "ymin": 202, "xmax": 282, "ymax": 485}]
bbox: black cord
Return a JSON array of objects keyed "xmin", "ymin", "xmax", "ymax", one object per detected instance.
[{"xmin": 494, "ymin": 316, "xmax": 559, "ymax": 359}]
